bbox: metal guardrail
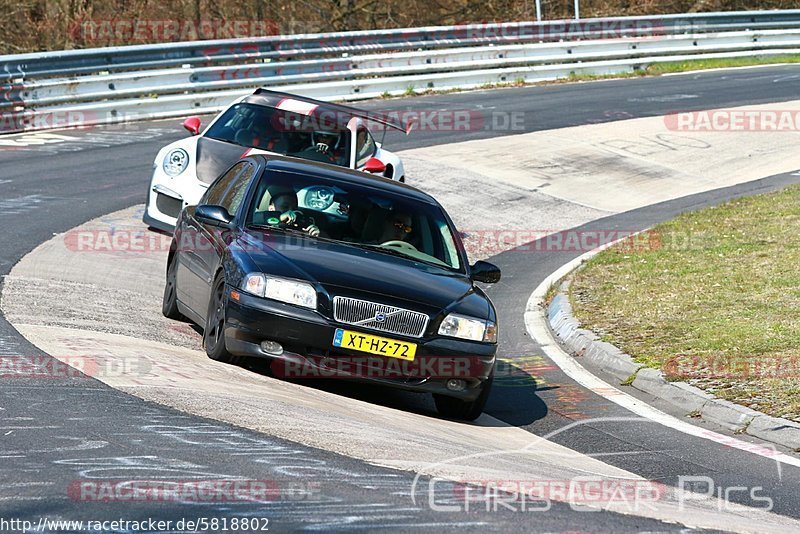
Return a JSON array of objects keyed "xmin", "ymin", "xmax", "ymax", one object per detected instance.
[{"xmin": 3, "ymin": 10, "xmax": 800, "ymax": 134}]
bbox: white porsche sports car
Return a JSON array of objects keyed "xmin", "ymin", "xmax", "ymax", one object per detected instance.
[{"xmin": 143, "ymin": 89, "xmax": 410, "ymax": 232}]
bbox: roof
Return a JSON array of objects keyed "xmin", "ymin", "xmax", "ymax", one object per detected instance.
[
  {"xmin": 249, "ymin": 154, "xmax": 436, "ymax": 205},
  {"xmin": 245, "ymin": 89, "xmax": 412, "ymax": 134}
]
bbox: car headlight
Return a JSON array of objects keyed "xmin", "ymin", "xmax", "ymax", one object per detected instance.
[
  {"xmin": 241, "ymin": 274, "xmax": 317, "ymax": 309},
  {"xmin": 438, "ymin": 313, "xmax": 497, "ymax": 343},
  {"xmin": 163, "ymin": 148, "xmax": 189, "ymax": 176}
]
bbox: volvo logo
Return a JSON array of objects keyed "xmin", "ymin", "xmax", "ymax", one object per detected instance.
[{"xmin": 374, "ymin": 312, "xmax": 387, "ymax": 323}]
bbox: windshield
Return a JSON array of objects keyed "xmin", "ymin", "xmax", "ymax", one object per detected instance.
[
  {"xmin": 247, "ymin": 170, "xmax": 463, "ymax": 271},
  {"xmin": 205, "ymin": 103, "xmax": 351, "ymax": 167}
]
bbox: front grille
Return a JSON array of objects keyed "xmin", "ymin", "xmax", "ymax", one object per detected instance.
[
  {"xmin": 155, "ymin": 192, "xmax": 182, "ymax": 218},
  {"xmin": 333, "ymin": 296, "xmax": 429, "ymax": 338}
]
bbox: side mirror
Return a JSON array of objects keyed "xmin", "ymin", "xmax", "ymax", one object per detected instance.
[
  {"xmin": 363, "ymin": 157, "xmax": 386, "ymax": 174},
  {"xmin": 195, "ymin": 205, "xmax": 234, "ymax": 228},
  {"xmin": 470, "ymin": 260, "xmax": 501, "ymax": 284},
  {"xmin": 182, "ymin": 116, "xmax": 201, "ymax": 136}
]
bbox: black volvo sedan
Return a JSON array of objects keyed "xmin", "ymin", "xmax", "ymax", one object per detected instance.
[{"xmin": 163, "ymin": 154, "xmax": 501, "ymax": 420}]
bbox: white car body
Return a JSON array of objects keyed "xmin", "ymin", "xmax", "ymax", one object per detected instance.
[{"xmin": 144, "ymin": 91, "xmax": 407, "ymax": 232}]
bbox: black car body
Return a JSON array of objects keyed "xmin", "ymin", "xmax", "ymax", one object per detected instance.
[{"xmin": 163, "ymin": 155, "xmax": 501, "ymax": 420}]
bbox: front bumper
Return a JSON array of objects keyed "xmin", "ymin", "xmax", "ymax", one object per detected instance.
[
  {"xmin": 143, "ymin": 167, "xmax": 208, "ymax": 232},
  {"xmin": 224, "ymin": 289, "xmax": 496, "ymax": 401}
]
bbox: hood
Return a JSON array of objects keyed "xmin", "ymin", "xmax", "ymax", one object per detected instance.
[
  {"xmin": 239, "ymin": 232, "xmax": 486, "ymax": 316},
  {"xmin": 195, "ymin": 137, "xmax": 251, "ymax": 184}
]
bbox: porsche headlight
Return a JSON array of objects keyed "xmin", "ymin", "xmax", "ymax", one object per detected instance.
[
  {"xmin": 438, "ymin": 313, "xmax": 497, "ymax": 343},
  {"xmin": 163, "ymin": 148, "xmax": 189, "ymax": 176},
  {"xmin": 241, "ymin": 274, "xmax": 317, "ymax": 309}
]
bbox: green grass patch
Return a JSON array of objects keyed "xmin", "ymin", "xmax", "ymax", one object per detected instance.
[
  {"xmin": 543, "ymin": 281, "xmax": 561, "ymax": 307},
  {"xmin": 347, "ymin": 55, "xmax": 800, "ymax": 106},
  {"xmin": 559, "ymin": 55, "xmax": 800, "ymax": 84},
  {"xmin": 566, "ymin": 71, "xmax": 645, "ymax": 82},
  {"xmin": 569, "ymin": 185, "xmax": 800, "ymax": 422},
  {"xmin": 644, "ymin": 54, "xmax": 800, "ymax": 75}
]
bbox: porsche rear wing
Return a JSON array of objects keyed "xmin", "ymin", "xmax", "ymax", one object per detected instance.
[{"xmin": 251, "ymin": 88, "xmax": 412, "ymax": 135}]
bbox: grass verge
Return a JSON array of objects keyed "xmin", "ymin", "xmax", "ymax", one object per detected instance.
[
  {"xmin": 561, "ymin": 54, "xmax": 800, "ymax": 83},
  {"xmin": 376, "ymin": 54, "xmax": 800, "ymax": 101},
  {"xmin": 569, "ymin": 185, "xmax": 800, "ymax": 422},
  {"xmin": 645, "ymin": 54, "xmax": 800, "ymax": 74}
]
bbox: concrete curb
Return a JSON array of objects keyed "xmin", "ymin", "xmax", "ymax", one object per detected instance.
[{"xmin": 548, "ymin": 280, "xmax": 800, "ymax": 452}]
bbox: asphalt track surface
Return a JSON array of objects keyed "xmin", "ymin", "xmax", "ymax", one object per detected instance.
[{"xmin": 2, "ymin": 65, "xmax": 800, "ymax": 531}]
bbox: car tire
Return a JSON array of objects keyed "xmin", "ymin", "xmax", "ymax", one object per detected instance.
[
  {"xmin": 204, "ymin": 274, "xmax": 236, "ymax": 364},
  {"xmin": 433, "ymin": 373, "xmax": 494, "ymax": 421},
  {"xmin": 162, "ymin": 253, "xmax": 185, "ymax": 320}
]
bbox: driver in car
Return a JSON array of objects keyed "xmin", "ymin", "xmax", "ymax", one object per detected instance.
[
  {"xmin": 293, "ymin": 130, "xmax": 345, "ymax": 165},
  {"xmin": 266, "ymin": 187, "xmax": 321, "ymax": 237}
]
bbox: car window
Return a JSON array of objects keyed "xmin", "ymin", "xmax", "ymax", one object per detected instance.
[
  {"xmin": 355, "ymin": 127, "xmax": 376, "ymax": 168},
  {"xmin": 205, "ymin": 104, "xmax": 278, "ymax": 150},
  {"xmin": 222, "ymin": 163, "xmax": 255, "ymax": 215},
  {"xmin": 248, "ymin": 170, "xmax": 463, "ymax": 271},
  {"xmin": 204, "ymin": 162, "xmax": 246, "ymax": 207},
  {"xmin": 204, "ymin": 103, "xmax": 351, "ymax": 168},
  {"xmin": 437, "ymin": 221, "xmax": 460, "ymax": 268}
]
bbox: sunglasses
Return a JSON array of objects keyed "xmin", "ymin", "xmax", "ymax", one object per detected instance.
[{"xmin": 393, "ymin": 221, "xmax": 413, "ymax": 233}]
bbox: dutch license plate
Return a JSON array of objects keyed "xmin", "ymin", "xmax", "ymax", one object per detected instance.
[{"xmin": 332, "ymin": 328, "xmax": 417, "ymax": 361}]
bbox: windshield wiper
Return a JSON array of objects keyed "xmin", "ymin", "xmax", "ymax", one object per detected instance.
[
  {"xmin": 355, "ymin": 243, "xmax": 454, "ymax": 270},
  {"xmin": 356, "ymin": 243, "xmax": 435, "ymax": 263},
  {"xmin": 248, "ymin": 224, "xmax": 311, "ymax": 237}
]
